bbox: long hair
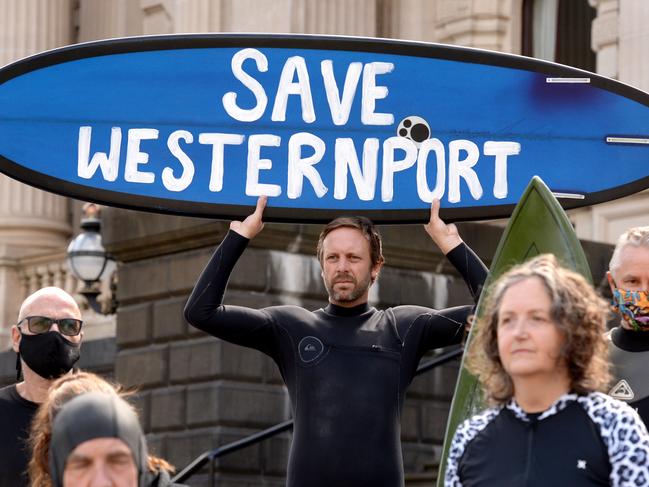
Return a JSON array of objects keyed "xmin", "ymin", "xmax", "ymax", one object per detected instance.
[
  {"xmin": 467, "ymin": 254, "xmax": 611, "ymax": 405},
  {"xmin": 28, "ymin": 372, "xmax": 174, "ymax": 487}
]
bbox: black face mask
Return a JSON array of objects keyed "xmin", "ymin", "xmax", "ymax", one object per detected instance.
[{"xmin": 18, "ymin": 331, "xmax": 81, "ymax": 380}]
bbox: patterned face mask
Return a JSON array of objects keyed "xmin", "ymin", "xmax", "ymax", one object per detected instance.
[{"xmin": 611, "ymin": 286, "xmax": 649, "ymax": 332}]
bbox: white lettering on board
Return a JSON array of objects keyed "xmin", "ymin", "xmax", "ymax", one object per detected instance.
[
  {"xmin": 76, "ymin": 126, "xmax": 521, "ymax": 206},
  {"xmin": 448, "ymin": 139, "xmax": 483, "ymax": 203},
  {"xmin": 125, "ymin": 128, "xmax": 158, "ymax": 184},
  {"xmin": 334, "ymin": 138, "xmax": 378, "ymax": 201},
  {"xmin": 199, "ymin": 133, "xmax": 245, "ymax": 192},
  {"xmin": 287, "ymin": 132, "xmax": 328, "ymax": 199},
  {"xmin": 271, "ymin": 56, "xmax": 316, "ymax": 123},
  {"xmin": 222, "ymin": 48, "xmax": 269, "ymax": 122},
  {"xmin": 246, "ymin": 134, "xmax": 282, "ymax": 197},
  {"xmin": 162, "ymin": 130, "xmax": 195, "ymax": 192},
  {"xmin": 321, "ymin": 60, "xmax": 362, "ymax": 126},
  {"xmin": 484, "ymin": 141, "xmax": 520, "ymax": 199},
  {"xmin": 381, "ymin": 136, "xmax": 417, "ymax": 202},
  {"xmin": 416, "ymin": 138, "xmax": 446, "ymax": 202},
  {"xmin": 361, "ymin": 62, "xmax": 395, "ymax": 126},
  {"xmin": 77, "ymin": 126, "xmax": 121, "ymax": 181}
]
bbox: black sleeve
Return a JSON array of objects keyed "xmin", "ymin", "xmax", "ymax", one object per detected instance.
[
  {"xmin": 417, "ymin": 242, "xmax": 488, "ymax": 351},
  {"xmin": 445, "ymin": 242, "xmax": 488, "ymax": 304},
  {"xmin": 183, "ymin": 230, "xmax": 276, "ymax": 355}
]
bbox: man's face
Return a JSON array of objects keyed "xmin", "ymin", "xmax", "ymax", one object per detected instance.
[
  {"xmin": 609, "ymin": 245, "xmax": 649, "ymax": 292},
  {"xmin": 608, "ymin": 245, "xmax": 649, "ymax": 330},
  {"xmin": 63, "ymin": 437, "xmax": 138, "ymax": 487},
  {"xmin": 320, "ymin": 227, "xmax": 381, "ymax": 307},
  {"xmin": 11, "ymin": 290, "xmax": 83, "ymax": 353}
]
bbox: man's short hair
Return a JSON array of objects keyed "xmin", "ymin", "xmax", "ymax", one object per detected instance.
[
  {"xmin": 609, "ymin": 226, "xmax": 649, "ymax": 278},
  {"xmin": 316, "ymin": 216, "xmax": 384, "ymax": 267}
]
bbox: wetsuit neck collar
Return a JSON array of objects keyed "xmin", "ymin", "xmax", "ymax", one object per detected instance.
[
  {"xmin": 610, "ymin": 326, "xmax": 649, "ymax": 352},
  {"xmin": 506, "ymin": 392, "xmax": 578, "ymax": 422},
  {"xmin": 324, "ymin": 302, "xmax": 371, "ymax": 316}
]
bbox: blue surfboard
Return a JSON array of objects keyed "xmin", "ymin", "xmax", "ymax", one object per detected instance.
[{"xmin": 1, "ymin": 34, "xmax": 648, "ymax": 223}]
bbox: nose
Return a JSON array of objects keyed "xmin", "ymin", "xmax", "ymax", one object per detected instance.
[
  {"xmin": 89, "ymin": 465, "xmax": 113, "ymax": 487},
  {"xmin": 336, "ymin": 258, "xmax": 351, "ymax": 272},
  {"xmin": 511, "ymin": 320, "xmax": 529, "ymax": 338}
]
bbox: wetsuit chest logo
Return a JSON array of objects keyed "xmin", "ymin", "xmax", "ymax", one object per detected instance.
[
  {"xmin": 609, "ymin": 379, "xmax": 635, "ymax": 401},
  {"xmin": 298, "ymin": 336, "xmax": 325, "ymax": 363}
]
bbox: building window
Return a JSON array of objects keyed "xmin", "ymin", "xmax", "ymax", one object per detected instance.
[{"xmin": 522, "ymin": 0, "xmax": 596, "ymax": 71}]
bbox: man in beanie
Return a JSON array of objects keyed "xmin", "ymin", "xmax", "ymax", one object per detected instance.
[
  {"xmin": 0, "ymin": 287, "xmax": 83, "ymax": 486},
  {"xmin": 49, "ymin": 392, "xmax": 148, "ymax": 487}
]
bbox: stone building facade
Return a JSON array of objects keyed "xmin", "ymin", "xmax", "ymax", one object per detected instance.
[{"xmin": 0, "ymin": 0, "xmax": 644, "ymax": 485}]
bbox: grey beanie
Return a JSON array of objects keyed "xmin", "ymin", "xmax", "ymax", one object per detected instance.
[{"xmin": 49, "ymin": 392, "xmax": 148, "ymax": 487}]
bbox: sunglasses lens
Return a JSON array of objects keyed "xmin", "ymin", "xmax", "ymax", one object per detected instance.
[
  {"xmin": 27, "ymin": 317, "xmax": 53, "ymax": 334},
  {"xmin": 59, "ymin": 319, "xmax": 82, "ymax": 336}
]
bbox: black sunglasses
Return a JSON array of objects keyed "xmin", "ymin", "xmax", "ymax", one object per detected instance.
[{"xmin": 17, "ymin": 316, "xmax": 83, "ymax": 337}]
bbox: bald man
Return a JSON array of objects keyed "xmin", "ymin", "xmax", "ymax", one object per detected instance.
[{"xmin": 0, "ymin": 287, "xmax": 84, "ymax": 487}]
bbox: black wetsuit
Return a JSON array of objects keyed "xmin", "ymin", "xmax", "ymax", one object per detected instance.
[
  {"xmin": 446, "ymin": 392, "xmax": 649, "ymax": 486},
  {"xmin": 608, "ymin": 327, "xmax": 649, "ymax": 424},
  {"xmin": 184, "ymin": 230, "xmax": 487, "ymax": 487}
]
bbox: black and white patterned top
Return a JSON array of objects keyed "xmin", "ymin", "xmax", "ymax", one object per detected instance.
[{"xmin": 445, "ymin": 392, "xmax": 649, "ymax": 486}]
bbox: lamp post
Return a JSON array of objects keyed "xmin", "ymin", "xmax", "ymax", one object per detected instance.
[{"xmin": 66, "ymin": 204, "xmax": 116, "ymax": 314}]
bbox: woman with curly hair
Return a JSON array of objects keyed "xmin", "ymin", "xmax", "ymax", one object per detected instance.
[
  {"xmin": 445, "ymin": 254, "xmax": 649, "ymax": 487},
  {"xmin": 27, "ymin": 371, "xmax": 182, "ymax": 487}
]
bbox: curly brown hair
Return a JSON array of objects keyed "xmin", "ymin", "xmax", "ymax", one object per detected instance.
[
  {"xmin": 466, "ymin": 254, "xmax": 611, "ymax": 405},
  {"xmin": 28, "ymin": 371, "xmax": 174, "ymax": 487}
]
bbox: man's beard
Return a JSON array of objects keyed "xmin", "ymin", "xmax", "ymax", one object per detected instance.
[{"xmin": 325, "ymin": 271, "xmax": 372, "ymax": 304}]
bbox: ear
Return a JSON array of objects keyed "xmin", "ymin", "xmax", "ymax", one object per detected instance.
[
  {"xmin": 11, "ymin": 326, "xmax": 21, "ymax": 354},
  {"xmin": 371, "ymin": 260, "xmax": 384, "ymax": 281},
  {"xmin": 606, "ymin": 271, "xmax": 616, "ymax": 294}
]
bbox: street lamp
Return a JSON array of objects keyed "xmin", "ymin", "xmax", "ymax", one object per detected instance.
[{"xmin": 66, "ymin": 204, "xmax": 116, "ymax": 314}]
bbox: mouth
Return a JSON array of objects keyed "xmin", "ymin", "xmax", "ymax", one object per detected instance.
[
  {"xmin": 333, "ymin": 276, "xmax": 355, "ymax": 285},
  {"xmin": 511, "ymin": 349, "xmax": 534, "ymax": 355}
]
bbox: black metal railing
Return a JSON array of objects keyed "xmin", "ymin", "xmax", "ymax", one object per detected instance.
[{"xmin": 172, "ymin": 346, "xmax": 463, "ymax": 485}]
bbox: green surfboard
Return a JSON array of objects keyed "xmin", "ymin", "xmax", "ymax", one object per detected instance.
[{"xmin": 436, "ymin": 176, "xmax": 592, "ymax": 485}]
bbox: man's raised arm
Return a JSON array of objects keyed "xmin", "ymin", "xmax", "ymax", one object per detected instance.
[
  {"xmin": 183, "ymin": 197, "xmax": 275, "ymax": 350},
  {"xmin": 424, "ymin": 199, "xmax": 487, "ymax": 303}
]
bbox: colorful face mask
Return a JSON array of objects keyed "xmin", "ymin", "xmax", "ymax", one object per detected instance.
[{"xmin": 611, "ymin": 287, "xmax": 649, "ymax": 331}]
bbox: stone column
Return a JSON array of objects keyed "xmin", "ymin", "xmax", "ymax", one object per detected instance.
[
  {"xmin": 435, "ymin": 0, "xmax": 518, "ymax": 52},
  {"xmin": 291, "ymin": 0, "xmax": 378, "ymax": 36},
  {"xmin": 0, "ymin": 0, "xmax": 74, "ymax": 348},
  {"xmin": 382, "ymin": 0, "xmax": 438, "ymax": 42},
  {"xmin": 617, "ymin": 0, "xmax": 649, "ymax": 90},
  {"xmin": 77, "ymin": 0, "xmax": 137, "ymax": 41},
  {"xmin": 590, "ymin": 0, "xmax": 619, "ymax": 80}
]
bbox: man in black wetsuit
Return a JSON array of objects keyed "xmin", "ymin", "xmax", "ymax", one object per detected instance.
[
  {"xmin": 184, "ymin": 197, "xmax": 487, "ymax": 487},
  {"xmin": 0, "ymin": 287, "xmax": 83, "ymax": 486},
  {"xmin": 606, "ymin": 225, "xmax": 649, "ymax": 424}
]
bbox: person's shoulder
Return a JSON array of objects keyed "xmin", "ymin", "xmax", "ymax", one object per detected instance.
[
  {"xmin": 146, "ymin": 468, "xmax": 188, "ymax": 487},
  {"xmin": 450, "ymin": 407, "xmax": 502, "ymax": 454},
  {"xmin": 577, "ymin": 390, "xmax": 635, "ymax": 414},
  {"xmin": 0, "ymin": 383, "xmax": 17, "ymax": 401},
  {"xmin": 578, "ymin": 391, "xmax": 647, "ymax": 434},
  {"xmin": 0, "ymin": 384, "xmax": 24, "ymax": 416}
]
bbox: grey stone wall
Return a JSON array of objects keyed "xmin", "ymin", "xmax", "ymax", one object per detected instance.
[{"xmin": 100, "ymin": 209, "xmax": 614, "ymax": 486}]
